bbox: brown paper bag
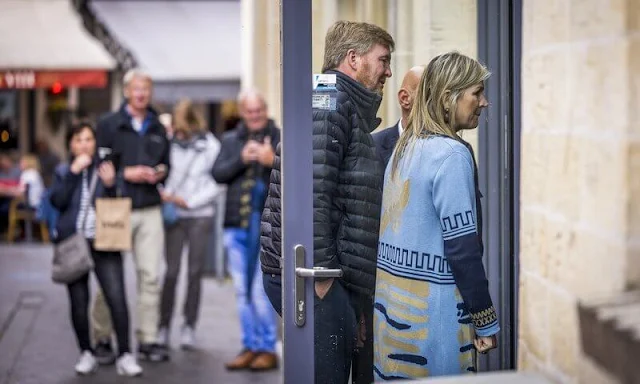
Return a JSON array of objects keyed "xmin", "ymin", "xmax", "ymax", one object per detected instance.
[{"xmin": 94, "ymin": 197, "xmax": 132, "ymax": 251}]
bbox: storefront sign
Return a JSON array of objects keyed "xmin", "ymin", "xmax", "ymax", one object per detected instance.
[{"xmin": 0, "ymin": 70, "xmax": 108, "ymax": 89}]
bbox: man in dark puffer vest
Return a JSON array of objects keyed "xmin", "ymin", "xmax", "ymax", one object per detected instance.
[{"xmin": 260, "ymin": 20, "xmax": 394, "ymax": 384}]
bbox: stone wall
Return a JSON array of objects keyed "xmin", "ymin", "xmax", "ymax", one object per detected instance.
[{"xmin": 518, "ymin": 0, "xmax": 639, "ymax": 382}]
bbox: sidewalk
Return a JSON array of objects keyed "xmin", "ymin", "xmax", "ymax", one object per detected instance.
[{"xmin": 0, "ymin": 244, "xmax": 282, "ymax": 384}]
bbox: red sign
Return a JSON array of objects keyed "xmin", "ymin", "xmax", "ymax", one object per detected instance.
[{"xmin": 0, "ymin": 70, "xmax": 108, "ymax": 89}]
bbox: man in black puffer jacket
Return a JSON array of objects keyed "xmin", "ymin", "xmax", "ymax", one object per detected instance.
[{"xmin": 260, "ymin": 20, "xmax": 394, "ymax": 384}]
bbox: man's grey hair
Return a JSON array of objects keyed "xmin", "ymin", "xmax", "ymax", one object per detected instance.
[
  {"xmin": 322, "ymin": 21, "xmax": 395, "ymax": 72},
  {"xmin": 237, "ymin": 88, "xmax": 267, "ymax": 108},
  {"xmin": 123, "ymin": 69, "xmax": 152, "ymax": 87}
]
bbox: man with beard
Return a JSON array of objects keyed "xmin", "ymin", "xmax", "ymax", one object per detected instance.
[{"xmin": 260, "ymin": 20, "xmax": 394, "ymax": 384}]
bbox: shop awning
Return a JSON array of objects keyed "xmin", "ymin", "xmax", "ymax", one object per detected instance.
[
  {"xmin": 90, "ymin": 0, "xmax": 241, "ymax": 102},
  {"xmin": 0, "ymin": 0, "xmax": 116, "ymax": 88}
]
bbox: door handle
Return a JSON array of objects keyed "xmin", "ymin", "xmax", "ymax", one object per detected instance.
[{"xmin": 293, "ymin": 244, "xmax": 342, "ymax": 327}]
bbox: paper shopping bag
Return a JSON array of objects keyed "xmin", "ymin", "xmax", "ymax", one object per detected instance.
[{"xmin": 94, "ymin": 197, "xmax": 132, "ymax": 251}]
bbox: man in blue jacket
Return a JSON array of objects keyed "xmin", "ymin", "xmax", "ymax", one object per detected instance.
[{"xmin": 91, "ymin": 69, "xmax": 171, "ymax": 364}]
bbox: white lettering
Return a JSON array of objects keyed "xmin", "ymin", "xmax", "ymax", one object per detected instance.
[{"xmin": 3, "ymin": 71, "xmax": 36, "ymax": 89}]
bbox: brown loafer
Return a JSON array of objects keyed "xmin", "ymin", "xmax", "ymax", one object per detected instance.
[
  {"xmin": 225, "ymin": 349, "xmax": 256, "ymax": 370},
  {"xmin": 249, "ymin": 352, "xmax": 279, "ymax": 371}
]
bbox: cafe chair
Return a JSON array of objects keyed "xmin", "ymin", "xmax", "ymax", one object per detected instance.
[{"xmin": 6, "ymin": 196, "xmax": 49, "ymax": 244}]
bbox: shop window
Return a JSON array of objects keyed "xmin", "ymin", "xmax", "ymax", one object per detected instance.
[{"xmin": 0, "ymin": 91, "xmax": 19, "ymax": 150}]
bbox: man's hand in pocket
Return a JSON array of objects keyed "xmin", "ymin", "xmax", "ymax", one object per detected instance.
[{"xmin": 314, "ymin": 278, "xmax": 334, "ymax": 300}]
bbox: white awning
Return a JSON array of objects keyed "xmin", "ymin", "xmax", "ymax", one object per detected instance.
[
  {"xmin": 91, "ymin": 0, "xmax": 241, "ymax": 101},
  {"xmin": 0, "ymin": 0, "xmax": 116, "ymax": 70}
]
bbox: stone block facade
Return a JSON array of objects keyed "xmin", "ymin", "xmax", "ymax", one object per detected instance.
[{"xmin": 519, "ymin": 0, "xmax": 639, "ymax": 382}]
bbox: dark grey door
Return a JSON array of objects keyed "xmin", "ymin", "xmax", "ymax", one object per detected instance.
[{"xmin": 280, "ymin": 0, "xmax": 315, "ymax": 382}]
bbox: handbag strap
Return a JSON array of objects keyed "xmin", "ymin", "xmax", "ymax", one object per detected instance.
[{"xmin": 80, "ymin": 169, "xmax": 99, "ymax": 231}]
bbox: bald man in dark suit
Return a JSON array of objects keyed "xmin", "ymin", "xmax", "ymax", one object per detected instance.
[{"xmin": 373, "ymin": 65, "xmax": 425, "ymax": 169}]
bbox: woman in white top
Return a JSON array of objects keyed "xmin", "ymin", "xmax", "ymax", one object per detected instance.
[
  {"xmin": 158, "ymin": 99, "xmax": 221, "ymax": 349},
  {"xmin": 18, "ymin": 154, "xmax": 44, "ymax": 209}
]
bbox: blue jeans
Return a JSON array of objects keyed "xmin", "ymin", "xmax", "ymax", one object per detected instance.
[{"xmin": 225, "ymin": 213, "xmax": 277, "ymax": 352}]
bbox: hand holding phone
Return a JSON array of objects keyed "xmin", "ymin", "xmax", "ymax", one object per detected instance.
[{"xmin": 146, "ymin": 164, "xmax": 167, "ymax": 184}]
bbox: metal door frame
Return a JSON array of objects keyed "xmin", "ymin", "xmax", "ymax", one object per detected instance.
[
  {"xmin": 280, "ymin": 0, "xmax": 315, "ymax": 382},
  {"xmin": 477, "ymin": 0, "xmax": 522, "ymax": 372}
]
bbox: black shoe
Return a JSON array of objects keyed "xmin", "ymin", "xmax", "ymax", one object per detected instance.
[
  {"xmin": 94, "ymin": 340, "xmax": 116, "ymax": 366},
  {"xmin": 138, "ymin": 343, "xmax": 170, "ymax": 362}
]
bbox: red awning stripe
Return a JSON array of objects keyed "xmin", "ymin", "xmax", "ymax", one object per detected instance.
[{"xmin": 0, "ymin": 70, "xmax": 108, "ymax": 89}]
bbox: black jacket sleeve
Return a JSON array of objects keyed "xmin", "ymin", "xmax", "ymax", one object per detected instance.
[
  {"xmin": 312, "ymin": 110, "xmax": 349, "ymax": 270},
  {"xmin": 212, "ymin": 136, "xmax": 247, "ymax": 184},
  {"xmin": 265, "ymin": 128, "xmax": 281, "ymax": 170},
  {"xmin": 260, "ymin": 143, "xmax": 282, "ymax": 272},
  {"xmin": 155, "ymin": 134, "xmax": 171, "ymax": 185},
  {"xmin": 49, "ymin": 168, "xmax": 80, "ymax": 211}
]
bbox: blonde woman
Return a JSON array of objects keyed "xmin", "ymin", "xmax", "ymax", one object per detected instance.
[
  {"xmin": 19, "ymin": 153, "xmax": 45, "ymax": 209},
  {"xmin": 373, "ymin": 52, "xmax": 499, "ymax": 380},
  {"xmin": 158, "ymin": 100, "xmax": 221, "ymax": 349}
]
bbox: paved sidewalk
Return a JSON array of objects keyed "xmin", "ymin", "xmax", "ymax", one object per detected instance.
[{"xmin": 0, "ymin": 244, "xmax": 282, "ymax": 384}]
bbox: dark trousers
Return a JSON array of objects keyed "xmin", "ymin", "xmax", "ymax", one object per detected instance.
[
  {"xmin": 160, "ymin": 216, "xmax": 212, "ymax": 328},
  {"xmin": 67, "ymin": 241, "xmax": 130, "ymax": 355},
  {"xmin": 263, "ymin": 274, "xmax": 374, "ymax": 384}
]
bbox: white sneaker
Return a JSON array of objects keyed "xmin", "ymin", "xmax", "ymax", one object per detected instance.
[
  {"xmin": 157, "ymin": 326, "xmax": 169, "ymax": 346},
  {"xmin": 74, "ymin": 351, "xmax": 97, "ymax": 375},
  {"xmin": 116, "ymin": 353, "xmax": 143, "ymax": 377},
  {"xmin": 180, "ymin": 326, "xmax": 195, "ymax": 349}
]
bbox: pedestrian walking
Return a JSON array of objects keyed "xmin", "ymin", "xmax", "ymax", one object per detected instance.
[{"xmin": 157, "ymin": 99, "xmax": 222, "ymax": 349}]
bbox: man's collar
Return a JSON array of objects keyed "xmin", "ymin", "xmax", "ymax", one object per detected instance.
[
  {"xmin": 324, "ymin": 70, "xmax": 383, "ymax": 132},
  {"xmin": 125, "ymin": 105, "xmax": 147, "ymax": 121}
]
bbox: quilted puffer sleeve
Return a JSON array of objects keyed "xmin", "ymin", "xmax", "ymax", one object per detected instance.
[
  {"xmin": 260, "ymin": 143, "xmax": 282, "ymax": 272},
  {"xmin": 312, "ymin": 110, "xmax": 349, "ymax": 272}
]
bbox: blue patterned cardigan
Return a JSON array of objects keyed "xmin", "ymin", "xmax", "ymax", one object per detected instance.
[{"xmin": 374, "ymin": 135, "xmax": 499, "ymax": 378}]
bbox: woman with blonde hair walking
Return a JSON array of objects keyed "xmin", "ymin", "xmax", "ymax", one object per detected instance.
[
  {"xmin": 158, "ymin": 99, "xmax": 221, "ymax": 349},
  {"xmin": 373, "ymin": 51, "xmax": 499, "ymax": 380}
]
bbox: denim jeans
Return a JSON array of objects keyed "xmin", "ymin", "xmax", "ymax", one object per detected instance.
[{"xmin": 225, "ymin": 212, "xmax": 277, "ymax": 352}]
